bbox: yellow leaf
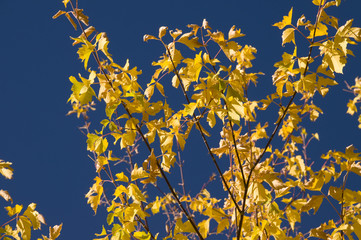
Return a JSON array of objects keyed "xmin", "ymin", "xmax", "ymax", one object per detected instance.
[
  {"xmin": 347, "ymin": 27, "xmax": 361, "ymax": 42},
  {"xmin": 62, "ymin": 0, "xmax": 70, "ymax": 7},
  {"xmin": 76, "ymin": 41, "xmax": 95, "ymax": 69},
  {"xmin": 198, "ymin": 219, "xmax": 210, "ymax": 238},
  {"xmin": 5, "ymin": 204, "xmax": 23, "ymax": 216},
  {"xmin": 216, "ymin": 218, "xmax": 229, "ymax": 233},
  {"xmin": 312, "ymin": 0, "xmax": 326, "ymax": 6},
  {"xmin": 281, "ymin": 28, "xmax": 295, "ymax": 46},
  {"xmin": 128, "ymin": 183, "xmax": 146, "ymax": 203},
  {"xmin": 297, "ymin": 15, "xmax": 310, "ymax": 27},
  {"xmin": 175, "ymin": 133, "xmax": 186, "ymax": 151},
  {"xmin": 144, "ymin": 84, "xmax": 155, "ymax": 99},
  {"xmin": 174, "ymin": 219, "xmax": 196, "ymax": 235},
  {"xmin": 0, "ymin": 190, "xmax": 12, "ymax": 202},
  {"xmin": 308, "ymin": 22, "xmax": 328, "ymax": 38},
  {"xmin": 49, "ymin": 224, "xmax": 63, "ymax": 239},
  {"xmin": 95, "ymin": 226, "xmax": 107, "ymax": 237},
  {"xmin": 162, "ymin": 152, "xmax": 176, "ymax": 172},
  {"xmin": 52, "ymin": 10, "xmax": 66, "ymax": 19},
  {"xmin": 285, "ymin": 207, "xmax": 300, "ymax": 231},
  {"xmin": 18, "ymin": 216, "xmax": 32, "ymax": 240},
  {"xmin": 73, "ymin": 9, "xmax": 89, "ymax": 26},
  {"xmin": 149, "ymin": 196, "xmax": 163, "ymax": 214},
  {"xmin": 273, "ymin": 8, "xmax": 293, "ymax": 30},
  {"xmin": 133, "ymin": 231, "xmax": 151, "ymax": 240},
  {"xmin": 329, "ymin": 186, "xmax": 361, "ymax": 204},
  {"xmin": 158, "ymin": 26, "xmax": 168, "ymax": 39},
  {"xmin": 302, "ymin": 195, "xmax": 324, "ymax": 214},
  {"xmin": 23, "ymin": 203, "xmax": 42, "ymax": 230},
  {"xmin": 304, "ymin": 174, "xmax": 324, "ymax": 191},
  {"xmin": 97, "ymin": 33, "xmax": 113, "ymax": 62},
  {"xmin": 202, "ymin": 19, "xmax": 211, "ymax": 29},
  {"xmin": 114, "ymin": 184, "xmax": 128, "ymax": 198},
  {"xmin": 312, "ymin": 133, "xmax": 320, "ymax": 141},
  {"xmin": 183, "ymin": 102, "xmax": 197, "ymax": 116},
  {"xmin": 131, "ymin": 164, "xmax": 149, "ymax": 181},
  {"xmin": 352, "ymin": 215, "xmax": 361, "ymax": 238},
  {"xmin": 177, "ymin": 32, "xmax": 202, "ymax": 50},
  {"xmin": 263, "ymin": 173, "xmax": 284, "ymax": 190},
  {"xmin": 347, "ymin": 99, "xmax": 357, "ymax": 115},
  {"xmin": 0, "ymin": 160, "xmax": 13, "ymax": 179},
  {"xmin": 143, "ymin": 34, "xmax": 158, "ymax": 42},
  {"xmin": 85, "ymin": 177, "xmax": 103, "ymax": 214},
  {"xmin": 115, "ymin": 172, "xmax": 129, "ymax": 182},
  {"xmin": 228, "ymin": 25, "xmax": 244, "ymax": 40},
  {"xmin": 207, "ymin": 30, "xmax": 225, "ymax": 43},
  {"xmin": 65, "ymin": 12, "xmax": 77, "ymax": 30},
  {"xmin": 170, "ymin": 29, "xmax": 182, "ymax": 39},
  {"xmin": 155, "ymin": 82, "xmax": 165, "ymax": 96},
  {"xmin": 207, "ymin": 110, "xmax": 216, "ymax": 128}
]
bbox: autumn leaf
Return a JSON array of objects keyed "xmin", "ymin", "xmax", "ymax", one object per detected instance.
[
  {"xmin": 273, "ymin": 8, "xmax": 293, "ymax": 30},
  {"xmin": 281, "ymin": 28, "xmax": 295, "ymax": 46}
]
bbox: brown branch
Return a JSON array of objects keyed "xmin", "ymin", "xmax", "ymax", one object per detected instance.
[
  {"xmin": 236, "ymin": 0, "xmax": 326, "ymax": 238},
  {"xmin": 161, "ymin": 40, "xmax": 244, "ymax": 216},
  {"xmin": 67, "ymin": 1, "xmax": 202, "ymax": 239}
]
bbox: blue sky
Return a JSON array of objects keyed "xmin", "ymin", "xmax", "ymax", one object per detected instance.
[{"xmin": 1, "ymin": 0, "xmax": 361, "ymax": 239}]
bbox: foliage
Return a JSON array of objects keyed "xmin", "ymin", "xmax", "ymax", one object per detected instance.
[
  {"xmin": 0, "ymin": 160, "xmax": 63, "ymax": 240},
  {"xmin": 53, "ymin": 0, "xmax": 361, "ymax": 239}
]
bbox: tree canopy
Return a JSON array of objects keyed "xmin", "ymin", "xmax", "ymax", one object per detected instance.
[{"xmin": 1, "ymin": 0, "xmax": 361, "ymax": 239}]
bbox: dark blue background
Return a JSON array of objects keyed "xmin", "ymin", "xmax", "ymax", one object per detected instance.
[{"xmin": 0, "ymin": 0, "xmax": 360, "ymax": 239}]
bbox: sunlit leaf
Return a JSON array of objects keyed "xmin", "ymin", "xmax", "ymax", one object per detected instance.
[{"xmin": 273, "ymin": 8, "xmax": 293, "ymax": 30}]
